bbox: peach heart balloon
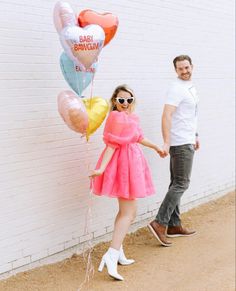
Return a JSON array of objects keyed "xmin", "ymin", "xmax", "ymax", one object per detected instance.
[
  {"xmin": 58, "ymin": 90, "xmax": 88, "ymax": 134},
  {"xmin": 78, "ymin": 9, "xmax": 119, "ymax": 46},
  {"xmin": 82, "ymin": 97, "xmax": 109, "ymax": 140}
]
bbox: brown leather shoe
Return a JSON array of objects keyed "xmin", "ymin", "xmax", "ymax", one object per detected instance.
[
  {"xmin": 148, "ymin": 220, "xmax": 172, "ymax": 247},
  {"xmin": 167, "ymin": 225, "xmax": 196, "ymax": 237}
]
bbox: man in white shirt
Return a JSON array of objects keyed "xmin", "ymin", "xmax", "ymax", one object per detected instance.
[{"xmin": 148, "ymin": 55, "xmax": 200, "ymax": 246}]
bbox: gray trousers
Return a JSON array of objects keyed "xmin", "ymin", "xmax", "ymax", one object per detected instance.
[{"xmin": 156, "ymin": 144, "xmax": 195, "ymax": 227}]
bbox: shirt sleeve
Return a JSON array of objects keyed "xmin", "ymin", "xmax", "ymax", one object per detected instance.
[{"xmin": 165, "ymin": 83, "xmax": 184, "ymax": 107}]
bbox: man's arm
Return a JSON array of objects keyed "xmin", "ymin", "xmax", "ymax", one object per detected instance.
[{"xmin": 162, "ymin": 104, "xmax": 176, "ymax": 156}]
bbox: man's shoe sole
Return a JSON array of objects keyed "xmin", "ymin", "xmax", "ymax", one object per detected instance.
[
  {"xmin": 147, "ymin": 224, "xmax": 172, "ymax": 247},
  {"xmin": 166, "ymin": 232, "xmax": 197, "ymax": 238}
]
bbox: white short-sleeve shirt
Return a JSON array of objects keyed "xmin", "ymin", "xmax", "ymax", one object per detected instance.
[{"xmin": 165, "ymin": 78, "xmax": 199, "ymax": 146}]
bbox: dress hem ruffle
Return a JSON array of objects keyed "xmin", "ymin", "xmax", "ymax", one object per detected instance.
[{"xmin": 92, "ymin": 190, "xmax": 155, "ymax": 200}]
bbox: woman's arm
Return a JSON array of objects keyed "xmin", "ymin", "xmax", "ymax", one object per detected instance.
[
  {"xmin": 89, "ymin": 146, "xmax": 115, "ymax": 178},
  {"xmin": 139, "ymin": 138, "xmax": 164, "ymax": 157}
]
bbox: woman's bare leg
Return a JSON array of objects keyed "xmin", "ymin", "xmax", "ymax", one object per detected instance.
[{"xmin": 111, "ymin": 198, "xmax": 137, "ymax": 250}]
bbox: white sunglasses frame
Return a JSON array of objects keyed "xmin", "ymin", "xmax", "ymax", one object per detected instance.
[{"xmin": 115, "ymin": 97, "xmax": 135, "ymax": 105}]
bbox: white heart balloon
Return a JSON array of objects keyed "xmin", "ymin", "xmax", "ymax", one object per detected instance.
[{"xmin": 60, "ymin": 24, "xmax": 105, "ymax": 69}]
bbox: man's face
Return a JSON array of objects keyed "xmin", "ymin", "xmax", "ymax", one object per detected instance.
[{"xmin": 175, "ymin": 60, "xmax": 193, "ymax": 81}]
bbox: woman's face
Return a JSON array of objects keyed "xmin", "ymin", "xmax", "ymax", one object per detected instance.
[{"xmin": 114, "ymin": 90, "xmax": 134, "ymax": 113}]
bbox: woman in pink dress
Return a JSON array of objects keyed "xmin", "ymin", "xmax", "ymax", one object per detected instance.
[{"xmin": 90, "ymin": 85, "xmax": 164, "ymax": 281}]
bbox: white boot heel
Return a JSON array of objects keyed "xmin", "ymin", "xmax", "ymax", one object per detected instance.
[
  {"xmin": 98, "ymin": 258, "xmax": 105, "ymax": 272},
  {"xmin": 98, "ymin": 248, "xmax": 124, "ymax": 281},
  {"xmin": 118, "ymin": 245, "xmax": 135, "ymax": 266}
]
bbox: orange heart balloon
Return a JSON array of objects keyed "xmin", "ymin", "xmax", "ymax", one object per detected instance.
[{"xmin": 78, "ymin": 10, "xmax": 119, "ymax": 46}]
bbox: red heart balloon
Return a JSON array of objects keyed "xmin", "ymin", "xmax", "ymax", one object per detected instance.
[{"xmin": 78, "ymin": 10, "xmax": 118, "ymax": 46}]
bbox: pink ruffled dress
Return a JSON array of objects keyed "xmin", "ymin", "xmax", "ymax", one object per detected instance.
[{"xmin": 92, "ymin": 111, "xmax": 155, "ymax": 200}]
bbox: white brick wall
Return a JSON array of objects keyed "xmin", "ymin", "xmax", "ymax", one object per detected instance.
[{"xmin": 0, "ymin": 0, "xmax": 235, "ymax": 277}]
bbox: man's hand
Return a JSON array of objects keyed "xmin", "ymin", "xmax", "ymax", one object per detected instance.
[
  {"xmin": 194, "ymin": 138, "xmax": 200, "ymax": 150},
  {"xmin": 155, "ymin": 146, "xmax": 165, "ymax": 158},
  {"xmin": 162, "ymin": 143, "xmax": 170, "ymax": 157}
]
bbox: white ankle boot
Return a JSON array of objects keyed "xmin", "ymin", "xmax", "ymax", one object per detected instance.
[
  {"xmin": 118, "ymin": 245, "xmax": 135, "ymax": 265},
  {"xmin": 98, "ymin": 247, "xmax": 124, "ymax": 281}
]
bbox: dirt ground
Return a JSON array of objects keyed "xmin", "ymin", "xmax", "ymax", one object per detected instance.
[{"xmin": 0, "ymin": 191, "xmax": 235, "ymax": 291}]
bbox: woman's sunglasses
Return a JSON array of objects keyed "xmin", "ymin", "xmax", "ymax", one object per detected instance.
[{"xmin": 115, "ymin": 97, "xmax": 134, "ymax": 105}]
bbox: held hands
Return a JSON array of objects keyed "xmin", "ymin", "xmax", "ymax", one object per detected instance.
[
  {"xmin": 162, "ymin": 143, "xmax": 170, "ymax": 157},
  {"xmin": 155, "ymin": 143, "xmax": 169, "ymax": 158},
  {"xmin": 155, "ymin": 146, "xmax": 166, "ymax": 158}
]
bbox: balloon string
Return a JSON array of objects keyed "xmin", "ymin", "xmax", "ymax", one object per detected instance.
[
  {"xmin": 89, "ymin": 72, "xmax": 95, "ymax": 110},
  {"xmin": 77, "ymin": 141, "xmax": 95, "ymax": 291},
  {"xmin": 77, "ymin": 63, "xmax": 96, "ymax": 290},
  {"xmin": 77, "ymin": 188, "xmax": 94, "ymax": 290}
]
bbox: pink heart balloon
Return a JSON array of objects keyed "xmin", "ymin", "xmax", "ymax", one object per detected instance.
[
  {"xmin": 57, "ymin": 90, "xmax": 88, "ymax": 134},
  {"xmin": 53, "ymin": 1, "xmax": 76, "ymax": 33},
  {"xmin": 60, "ymin": 24, "xmax": 105, "ymax": 69}
]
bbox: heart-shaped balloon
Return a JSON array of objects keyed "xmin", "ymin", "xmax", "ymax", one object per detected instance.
[
  {"xmin": 78, "ymin": 10, "xmax": 119, "ymax": 46},
  {"xmin": 58, "ymin": 90, "xmax": 88, "ymax": 134},
  {"xmin": 60, "ymin": 52, "xmax": 97, "ymax": 96},
  {"xmin": 53, "ymin": 1, "xmax": 76, "ymax": 33},
  {"xmin": 83, "ymin": 97, "xmax": 109, "ymax": 140},
  {"xmin": 60, "ymin": 24, "xmax": 105, "ymax": 69}
]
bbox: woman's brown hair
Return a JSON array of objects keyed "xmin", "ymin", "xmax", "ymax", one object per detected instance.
[{"xmin": 109, "ymin": 84, "xmax": 136, "ymax": 112}]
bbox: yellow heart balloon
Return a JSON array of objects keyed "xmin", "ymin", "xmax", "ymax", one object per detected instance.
[{"xmin": 83, "ymin": 97, "xmax": 109, "ymax": 140}]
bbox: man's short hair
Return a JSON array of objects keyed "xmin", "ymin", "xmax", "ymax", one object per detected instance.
[{"xmin": 173, "ymin": 55, "xmax": 192, "ymax": 68}]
